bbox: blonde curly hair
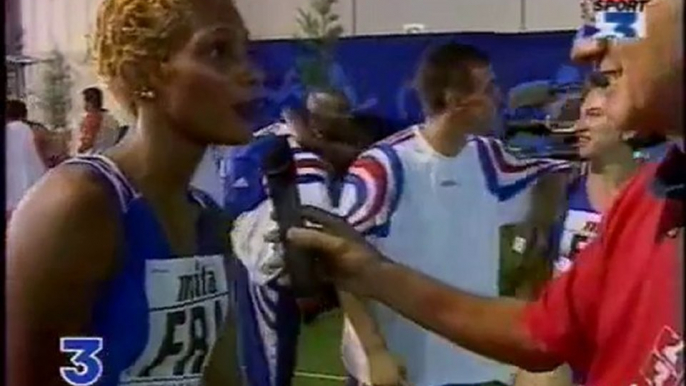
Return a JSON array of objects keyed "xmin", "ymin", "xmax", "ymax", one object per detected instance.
[{"xmin": 92, "ymin": 0, "xmax": 194, "ymax": 109}]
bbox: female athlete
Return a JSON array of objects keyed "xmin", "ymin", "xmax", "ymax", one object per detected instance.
[{"xmin": 7, "ymin": 1, "xmax": 257, "ymax": 385}]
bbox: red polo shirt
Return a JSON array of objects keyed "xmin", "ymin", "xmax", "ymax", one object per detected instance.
[{"xmin": 524, "ymin": 146, "xmax": 684, "ymax": 386}]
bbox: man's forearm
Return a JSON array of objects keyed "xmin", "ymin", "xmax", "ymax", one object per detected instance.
[
  {"xmin": 338, "ymin": 291, "xmax": 389, "ymax": 352},
  {"xmin": 362, "ymin": 260, "xmax": 560, "ymax": 372},
  {"xmin": 338, "ymin": 291, "xmax": 406, "ymax": 385},
  {"xmin": 204, "ymin": 313, "xmax": 242, "ymax": 386}
]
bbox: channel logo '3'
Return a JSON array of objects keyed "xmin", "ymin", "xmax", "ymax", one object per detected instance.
[
  {"xmin": 593, "ymin": 12, "xmax": 643, "ymax": 39},
  {"xmin": 59, "ymin": 337, "xmax": 104, "ymax": 386}
]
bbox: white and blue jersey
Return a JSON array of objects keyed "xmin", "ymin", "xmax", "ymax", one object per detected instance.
[
  {"xmin": 552, "ymin": 148, "xmax": 668, "ymax": 276},
  {"xmin": 337, "ymin": 124, "xmax": 572, "ymax": 386},
  {"xmin": 552, "ymin": 167, "xmax": 601, "ymax": 275},
  {"xmin": 63, "ymin": 154, "xmax": 234, "ymax": 386},
  {"xmin": 227, "ymin": 122, "xmax": 333, "ymax": 386}
]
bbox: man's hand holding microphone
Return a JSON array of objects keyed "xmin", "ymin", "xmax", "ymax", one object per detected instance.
[
  {"xmin": 282, "ymin": 206, "xmax": 559, "ymax": 373},
  {"xmin": 285, "ymin": 206, "xmax": 388, "ymax": 297}
]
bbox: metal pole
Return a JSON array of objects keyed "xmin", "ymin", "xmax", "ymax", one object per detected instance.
[
  {"xmin": 351, "ymin": 0, "xmax": 358, "ymax": 36},
  {"xmin": 520, "ymin": 0, "xmax": 527, "ymax": 31}
]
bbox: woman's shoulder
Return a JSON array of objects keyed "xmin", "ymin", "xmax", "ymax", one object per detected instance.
[
  {"xmin": 7, "ymin": 164, "xmax": 121, "ymax": 284},
  {"xmin": 34, "ymin": 165, "xmax": 120, "ymax": 217}
]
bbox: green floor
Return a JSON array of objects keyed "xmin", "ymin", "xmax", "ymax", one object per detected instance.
[{"xmin": 294, "ymin": 310, "xmax": 346, "ymax": 386}]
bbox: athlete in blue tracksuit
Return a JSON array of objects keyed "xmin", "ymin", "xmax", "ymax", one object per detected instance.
[{"xmin": 226, "ymin": 122, "xmax": 334, "ymax": 386}]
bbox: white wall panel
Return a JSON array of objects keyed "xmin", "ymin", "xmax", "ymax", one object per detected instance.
[
  {"xmin": 234, "ymin": 0, "xmax": 355, "ymax": 39},
  {"xmin": 232, "ymin": 0, "xmax": 582, "ymax": 39},
  {"xmin": 15, "ymin": 0, "xmax": 584, "ymax": 124},
  {"xmin": 21, "ymin": 0, "xmax": 97, "ymax": 57},
  {"xmin": 523, "ymin": 0, "xmax": 582, "ymax": 31},
  {"xmin": 354, "ymin": 0, "xmax": 522, "ymax": 35},
  {"xmin": 19, "ymin": 0, "xmax": 124, "ymax": 126},
  {"xmin": 19, "ymin": 0, "xmax": 584, "ymax": 51}
]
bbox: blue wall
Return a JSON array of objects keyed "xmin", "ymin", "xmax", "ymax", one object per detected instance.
[{"xmin": 251, "ymin": 31, "xmax": 580, "ymax": 132}]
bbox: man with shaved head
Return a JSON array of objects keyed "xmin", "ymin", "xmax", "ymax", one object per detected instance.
[
  {"xmin": 295, "ymin": 90, "xmax": 376, "ymax": 174},
  {"xmin": 228, "ymin": 88, "xmax": 381, "ymax": 386},
  {"xmin": 285, "ymin": 1, "xmax": 684, "ymax": 385}
]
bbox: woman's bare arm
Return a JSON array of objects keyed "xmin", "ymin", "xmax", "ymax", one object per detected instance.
[{"xmin": 7, "ymin": 168, "xmax": 119, "ymax": 386}]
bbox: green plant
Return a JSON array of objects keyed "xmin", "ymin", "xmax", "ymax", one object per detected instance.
[
  {"xmin": 39, "ymin": 49, "xmax": 73, "ymax": 130},
  {"xmin": 295, "ymin": 0, "xmax": 344, "ymax": 92},
  {"xmin": 83, "ymin": 31, "xmax": 94, "ymax": 64}
]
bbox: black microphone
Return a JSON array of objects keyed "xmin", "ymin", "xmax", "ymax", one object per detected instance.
[{"xmin": 262, "ymin": 135, "xmax": 321, "ymax": 298}]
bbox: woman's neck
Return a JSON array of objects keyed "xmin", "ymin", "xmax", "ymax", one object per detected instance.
[
  {"xmin": 110, "ymin": 111, "xmax": 206, "ymax": 202},
  {"xmin": 587, "ymin": 146, "xmax": 639, "ymax": 209},
  {"xmin": 589, "ymin": 147, "xmax": 638, "ymax": 187}
]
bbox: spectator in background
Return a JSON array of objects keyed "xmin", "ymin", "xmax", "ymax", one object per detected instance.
[
  {"xmin": 24, "ymin": 120, "xmax": 52, "ymax": 168},
  {"xmin": 76, "ymin": 86, "xmax": 120, "ymax": 154},
  {"xmin": 24, "ymin": 120, "xmax": 71, "ymax": 168},
  {"xmin": 5, "ymin": 100, "xmax": 47, "ymax": 220}
]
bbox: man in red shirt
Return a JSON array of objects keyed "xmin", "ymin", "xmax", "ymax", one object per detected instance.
[{"xmin": 286, "ymin": 0, "xmax": 684, "ymax": 385}]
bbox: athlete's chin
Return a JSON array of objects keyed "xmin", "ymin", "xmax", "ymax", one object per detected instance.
[
  {"xmin": 220, "ymin": 122, "xmax": 253, "ymax": 145},
  {"xmin": 577, "ymin": 144, "xmax": 593, "ymax": 159}
]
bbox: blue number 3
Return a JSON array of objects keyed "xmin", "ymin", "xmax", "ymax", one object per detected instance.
[
  {"xmin": 59, "ymin": 337, "xmax": 104, "ymax": 386},
  {"xmin": 605, "ymin": 12, "xmax": 638, "ymax": 38}
]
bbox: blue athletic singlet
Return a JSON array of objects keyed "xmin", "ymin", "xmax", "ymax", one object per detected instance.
[
  {"xmin": 553, "ymin": 167, "xmax": 602, "ymax": 275},
  {"xmin": 63, "ymin": 154, "xmax": 236, "ymax": 386}
]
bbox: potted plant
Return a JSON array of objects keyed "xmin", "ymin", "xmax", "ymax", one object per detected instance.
[
  {"xmin": 38, "ymin": 49, "xmax": 73, "ymax": 131},
  {"xmin": 36, "ymin": 49, "xmax": 74, "ymax": 159},
  {"xmin": 295, "ymin": 0, "xmax": 344, "ymax": 92}
]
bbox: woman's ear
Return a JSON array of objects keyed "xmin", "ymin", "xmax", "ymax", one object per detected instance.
[
  {"xmin": 621, "ymin": 129, "xmax": 638, "ymax": 142},
  {"xmin": 145, "ymin": 62, "xmax": 171, "ymax": 98}
]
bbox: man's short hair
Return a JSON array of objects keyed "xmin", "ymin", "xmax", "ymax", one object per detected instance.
[
  {"xmin": 6, "ymin": 99, "xmax": 28, "ymax": 121},
  {"xmin": 415, "ymin": 43, "xmax": 490, "ymax": 115},
  {"xmin": 306, "ymin": 90, "xmax": 352, "ymax": 119},
  {"xmin": 82, "ymin": 87, "xmax": 104, "ymax": 108}
]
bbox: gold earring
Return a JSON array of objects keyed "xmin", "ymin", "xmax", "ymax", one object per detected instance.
[
  {"xmin": 136, "ymin": 88, "xmax": 155, "ymax": 100},
  {"xmin": 621, "ymin": 130, "xmax": 637, "ymax": 142}
]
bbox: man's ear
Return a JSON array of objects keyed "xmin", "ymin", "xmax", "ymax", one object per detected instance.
[
  {"xmin": 448, "ymin": 91, "xmax": 492, "ymax": 115},
  {"xmin": 444, "ymin": 90, "xmax": 472, "ymax": 112}
]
